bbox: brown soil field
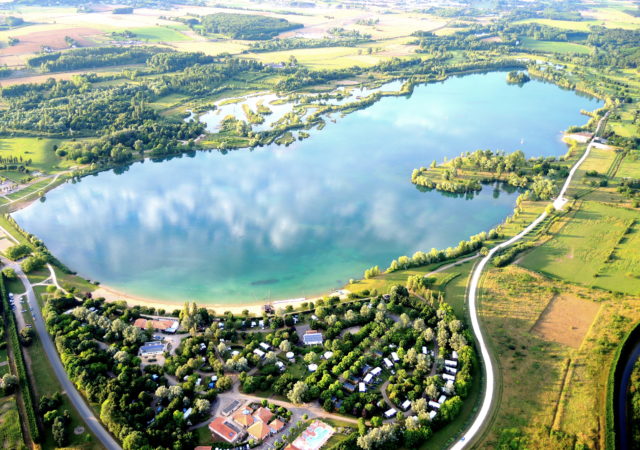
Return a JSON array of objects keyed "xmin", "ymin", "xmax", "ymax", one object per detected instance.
[
  {"xmin": 0, "ymin": 27, "xmax": 101, "ymax": 63},
  {"xmin": 532, "ymin": 293, "xmax": 601, "ymax": 348}
]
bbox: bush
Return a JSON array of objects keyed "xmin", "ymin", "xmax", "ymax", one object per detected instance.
[{"xmin": 5, "ymin": 244, "xmax": 31, "ymax": 260}]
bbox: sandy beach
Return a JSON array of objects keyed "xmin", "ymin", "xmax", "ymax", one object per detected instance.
[{"xmin": 92, "ymin": 285, "xmax": 343, "ymax": 316}]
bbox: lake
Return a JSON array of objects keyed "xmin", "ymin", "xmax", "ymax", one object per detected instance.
[{"xmin": 13, "ymin": 72, "xmax": 603, "ymax": 304}]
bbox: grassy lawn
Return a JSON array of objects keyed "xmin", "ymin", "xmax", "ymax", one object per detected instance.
[
  {"xmin": 520, "ymin": 37, "xmax": 591, "ymax": 54},
  {"xmin": 6, "ymin": 178, "xmax": 54, "ymax": 201},
  {"xmin": 0, "ymin": 137, "xmax": 62, "ymax": 173},
  {"xmin": 0, "ymin": 396, "xmax": 26, "ymax": 449},
  {"xmin": 53, "ymin": 267, "xmax": 98, "ymax": 295},
  {"xmin": 442, "ymin": 259, "xmax": 475, "ymax": 321},
  {"xmin": 519, "ymin": 201, "xmax": 640, "ymax": 294},
  {"xmin": 345, "ymin": 262, "xmax": 466, "ymax": 295}
]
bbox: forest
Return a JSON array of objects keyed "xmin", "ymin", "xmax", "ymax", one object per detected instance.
[{"xmin": 199, "ymin": 13, "xmax": 303, "ymax": 40}]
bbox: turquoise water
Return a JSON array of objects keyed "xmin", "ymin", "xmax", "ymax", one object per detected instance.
[{"xmin": 13, "ymin": 72, "xmax": 602, "ymax": 304}]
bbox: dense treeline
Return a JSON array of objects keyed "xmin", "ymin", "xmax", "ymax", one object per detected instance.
[
  {"xmin": 27, "ymin": 47, "xmax": 165, "ymax": 72},
  {"xmin": 200, "ymin": 13, "xmax": 302, "ymax": 40},
  {"xmin": 387, "ymin": 229, "xmax": 498, "ymax": 273},
  {"xmin": 146, "ymin": 51, "xmax": 214, "ymax": 72},
  {"xmin": 246, "ymin": 36, "xmax": 370, "ymax": 53},
  {"xmin": 629, "ymin": 359, "xmax": 640, "ymax": 448}
]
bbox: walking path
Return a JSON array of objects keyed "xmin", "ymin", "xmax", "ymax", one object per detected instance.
[{"xmin": 451, "ymin": 112, "xmax": 610, "ymax": 449}]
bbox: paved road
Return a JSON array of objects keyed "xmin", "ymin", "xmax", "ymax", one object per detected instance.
[
  {"xmin": 451, "ymin": 112, "xmax": 610, "ymax": 449},
  {"xmin": 0, "ymin": 229, "xmax": 120, "ymax": 449}
]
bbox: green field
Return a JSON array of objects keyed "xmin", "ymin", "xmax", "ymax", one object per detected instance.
[
  {"xmin": 617, "ymin": 151, "xmax": 640, "ymax": 179},
  {"xmin": 114, "ymin": 26, "xmax": 192, "ymax": 42},
  {"xmin": 520, "ymin": 37, "xmax": 591, "ymax": 55},
  {"xmin": 0, "ymin": 396, "xmax": 25, "ymax": 449},
  {"xmin": 0, "ymin": 138, "xmax": 62, "ymax": 173},
  {"xmin": 519, "ymin": 201, "xmax": 640, "ymax": 294}
]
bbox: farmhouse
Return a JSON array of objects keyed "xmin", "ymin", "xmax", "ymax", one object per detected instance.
[
  {"xmin": 302, "ymin": 330, "xmax": 324, "ymax": 346},
  {"xmin": 384, "ymin": 358, "xmax": 393, "ymax": 368},
  {"xmin": 401, "ymin": 400, "xmax": 411, "ymax": 411},
  {"xmin": 133, "ymin": 318, "xmax": 179, "ymax": 333},
  {"xmin": 429, "ymin": 401, "xmax": 441, "ymax": 409},
  {"xmin": 391, "ymin": 352, "xmax": 400, "ymax": 363},
  {"xmin": 209, "ymin": 417, "xmax": 243, "ymax": 444},
  {"xmin": 444, "ymin": 359, "xmax": 457, "ymax": 367},
  {"xmin": 359, "ymin": 382, "xmax": 366, "ymax": 393}
]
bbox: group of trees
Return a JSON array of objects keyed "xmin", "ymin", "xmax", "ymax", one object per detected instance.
[
  {"xmin": 386, "ymin": 229, "xmax": 499, "ymax": 273},
  {"xmin": 27, "ymin": 47, "xmax": 165, "ymax": 73},
  {"xmin": 42, "ymin": 295, "xmax": 219, "ymax": 448},
  {"xmin": 199, "ymin": 13, "xmax": 303, "ymax": 40}
]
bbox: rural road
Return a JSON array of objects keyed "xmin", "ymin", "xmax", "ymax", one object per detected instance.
[
  {"xmin": 0, "ymin": 226, "xmax": 121, "ymax": 450},
  {"xmin": 451, "ymin": 111, "xmax": 610, "ymax": 449}
]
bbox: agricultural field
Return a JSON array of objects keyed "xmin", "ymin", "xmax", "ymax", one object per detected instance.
[
  {"xmin": 520, "ymin": 37, "xmax": 591, "ymax": 54},
  {"xmin": 479, "ymin": 264, "xmax": 640, "ymax": 448},
  {"xmin": 519, "ymin": 200, "xmax": 640, "ymax": 294}
]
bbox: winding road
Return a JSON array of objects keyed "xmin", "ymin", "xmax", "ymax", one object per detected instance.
[
  {"xmin": 451, "ymin": 112, "xmax": 610, "ymax": 449},
  {"xmin": 0, "ymin": 226, "xmax": 121, "ymax": 450}
]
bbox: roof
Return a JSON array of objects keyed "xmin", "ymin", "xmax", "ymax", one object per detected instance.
[
  {"xmin": 303, "ymin": 330, "xmax": 323, "ymax": 345},
  {"xmin": 247, "ymin": 421, "xmax": 271, "ymax": 440},
  {"xmin": 285, "ymin": 445, "xmax": 300, "ymax": 450},
  {"xmin": 253, "ymin": 407, "xmax": 274, "ymax": 424},
  {"xmin": 208, "ymin": 417, "xmax": 239, "ymax": 443},
  {"xmin": 133, "ymin": 318, "xmax": 179, "ymax": 332},
  {"xmin": 139, "ymin": 342, "xmax": 165, "ymax": 355},
  {"xmin": 195, "ymin": 447, "xmax": 213, "ymax": 450},
  {"xmin": 269, "ymin": 419, "xmax": 285, "ymax": 432},
  {"xmin": 232, "ymin": 410, "xmax": 255, "ymax": 427}
]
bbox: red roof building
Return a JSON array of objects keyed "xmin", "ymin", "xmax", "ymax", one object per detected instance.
[
  {"xmin": 253, "ymin": 407, "xmax": 274, "ymax": 424},
  {"xmin": 232, "ymin": 410, "xmax": 255, "ymax": 428},
  {"xmin": 208, "ymin": 417, "xmax": 241, "ymax": 444},
  {"xmin": 269, "ymin": 418, "xmax": 285, "ymax": 433},
  {"xmin": 247, "ymin": 421, "xmax": 271, "ymax": 441}
]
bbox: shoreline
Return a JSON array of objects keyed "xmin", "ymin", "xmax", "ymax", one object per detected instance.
[{"xmin": 92, "ymin": 284, "xmax": 339, "ymax": 315}]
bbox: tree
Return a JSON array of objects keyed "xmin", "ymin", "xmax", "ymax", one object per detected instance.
[
  {"xmin": 52, "ymin": 416, "xmax": 67, "ymax": 447},
  {"xmin": 19, "ymin": 327, "xmax": 34, "ymax": 346},
  {"xmin": 123, "ymin": 325, "xmax": 145, "ymax": 345},
  {"xmin": 279, "ymin": 340, "xmax": 291, "ymax": 352},
  {"xmin": 193, "ymin": 398, "xmax": 211, "ymax": 415},
  {"xmin": 439, "ymin": 396, "xmax": 463, "ymax": 422},
  {"xmin": 123, "ymin": 431, "xmax": 147, "ymax": 450},
  {"xmin": 287, "ymin": 381, "xmax": 309, "ymax": 404},
  {"xmin": 357, "ymin": 423, "xmax": 398, "ymax": 449},
  {"xmin": 1, "ymin": 267, "xmax": 16, "ymax": 279},
  {"xmin": 0, "ymin": 374, "xmax": 18, "ymax": 394}
]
